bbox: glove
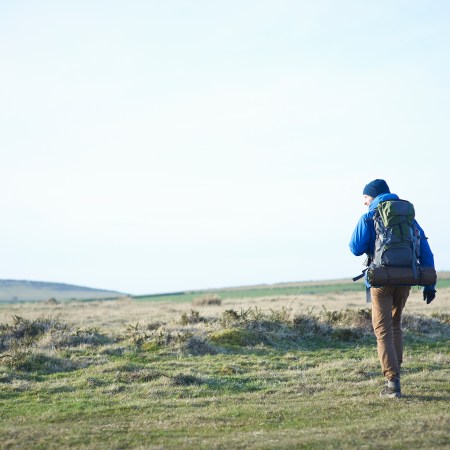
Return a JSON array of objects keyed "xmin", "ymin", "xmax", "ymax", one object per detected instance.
[{"xmin": 423, "ymin": 286, "xmax": 436, "ymax": 304}]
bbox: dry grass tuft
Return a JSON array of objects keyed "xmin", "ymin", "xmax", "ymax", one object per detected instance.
[
  {"xmin": 402, "ymin": 314, "xmax": 449, "ymax": 334},
  {"xmin": 46, "ymin": 298, "xmax": 60, "ymax": 305},
  {"xmin": 179, "ymin": 310, "xmax": 208, "ymax": 325},
  {"xmin": 0, "ymin": 316, "xmax": 112, "ymax": 373}
]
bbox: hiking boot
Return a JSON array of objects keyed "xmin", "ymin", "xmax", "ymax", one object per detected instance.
[{"xmin": 380, "ymin": 378, "xmax": 401, "ymax": 398}]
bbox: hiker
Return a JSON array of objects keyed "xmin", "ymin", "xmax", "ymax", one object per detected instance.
[{"xmin": 349, "ymin": 179, "xmax": 436, "ymax": 398}]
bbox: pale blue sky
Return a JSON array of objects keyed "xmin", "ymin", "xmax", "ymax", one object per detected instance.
[{"xmin": 1, "ymin": 1, "xmax": 449, "ymax": 294}]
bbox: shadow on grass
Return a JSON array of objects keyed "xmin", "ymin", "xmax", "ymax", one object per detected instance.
[
  {"xmin": 206, "ymin": 335, "xmax": 376, "ymax": 357},
  {"xmin": 402, "ymin": 395, "xmax": 450, "ymax": 402}
]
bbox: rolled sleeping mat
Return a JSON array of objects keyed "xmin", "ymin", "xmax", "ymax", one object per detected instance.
[{"xmin": 367, "ymin": 266, "xmax": 437, "ymax": 287}]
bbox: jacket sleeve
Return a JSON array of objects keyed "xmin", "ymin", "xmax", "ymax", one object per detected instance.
[
  {"xmin": 349, "ymin": 214, "xmax": 373, "ymax": 256},
  {"xmin": 415, "ymin": 221, "xmax": 435, "ymax": 268}
]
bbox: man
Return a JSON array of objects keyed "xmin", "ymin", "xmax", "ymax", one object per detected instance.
[{"xmin": 349, "ymin": 179, "xmax": 436, "ymax": 398}]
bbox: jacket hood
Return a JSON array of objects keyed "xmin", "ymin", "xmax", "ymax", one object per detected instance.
[{"xmin": 368, "ymin": 193, "xmax": 399, "ymax": 211}]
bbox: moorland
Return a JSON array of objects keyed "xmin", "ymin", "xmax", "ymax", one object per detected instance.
[{"xmin": 1, "ymin": 277, "xmax": 449, "ymax": 449}]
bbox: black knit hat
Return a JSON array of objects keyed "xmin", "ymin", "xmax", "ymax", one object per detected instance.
[{"xmin": 363, "ymin": 179, "xmax": 390, "ymax": 198}]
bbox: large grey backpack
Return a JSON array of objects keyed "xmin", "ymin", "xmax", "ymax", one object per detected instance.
[{"xmin": 372, "ymin": 199, "xmax": 419, "ymax": 270}]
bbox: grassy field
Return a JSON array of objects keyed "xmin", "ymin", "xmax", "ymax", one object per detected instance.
[{"xmin": 0, "ymin": 281, "xmax": 449, "ymax": 449}]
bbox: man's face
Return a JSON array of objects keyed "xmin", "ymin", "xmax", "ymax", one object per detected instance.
[{"xmin": 363, "ymin": 195, "xmax": 374, "ymax": 207}]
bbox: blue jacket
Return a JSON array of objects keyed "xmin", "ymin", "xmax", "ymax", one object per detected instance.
[{"xmin": 349, "ymin": 193, "xmax": 435, "ymax": 285}]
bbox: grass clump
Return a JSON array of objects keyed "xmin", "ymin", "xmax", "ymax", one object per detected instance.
[
  {"xmin": 39, "ymin": 326, "xmax": 111, "ymax": 349},
  {"xmin": 320, "ymin": 308, "xmax": 373, "ymax": 341},
  {"xmin": 2, "ymin": 350, "xmax": 78, "ymax": 373},
  {"xmin": 121, "ymin": 307, "xmax": 450, "ymax": 357},
  {"xmin": 171, "ymin": 373, "xmax": 205, "ymax": 386},
  {"xmin": 214, "ymin": 307, "xmax": 373, "ymax": 348},
  {"xmin": 182, "ymin": 335, "xmax": 217, "ymax": 355},
  {"xmin": 0, "ymin": 315, "xmax": 67, "ymax": 351},
  {"xmin": 321, "ymin": 307, "xmax": 372, "ymax": 328},
  {"xmin": 430, "ymin": 312, "xmax": 450, "ymax": 324},
  {"xmin": 0, "ymin": 315, "xmax": 111, "ymax": 351},
  {"xmin": 210, "ymin": 328, "xmax": 262, "ymax": 347},
  {"xmin": 292, "ymin": 314, "xmax": 329, "ymax": 336},
  {"xmin": 179, "ymin": 309, "xmax": 207, "ymax": 325},
  {"xmin": 0, "ymin": 316, "xmax": 112, "ymax": 374},
  {"xmin": 402, "ymin": 314, "xmax": 450, "ymax": 334},
  {"xmin": 192, "ymin": 294, "xmax": 222, "ymax": 306}
]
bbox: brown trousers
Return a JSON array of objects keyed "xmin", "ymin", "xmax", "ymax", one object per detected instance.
[{"xmin": 371, "ymin": 286, "xmax": 410, "ymax": 380}]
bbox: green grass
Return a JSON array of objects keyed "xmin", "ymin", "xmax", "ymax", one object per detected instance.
[
  {"xmin": 134, "ymin": 282, "xmax": 367, "ymax": 303},
  {"xmin": 1, "ymin": 308, "xmax": 449, "ymax": 449},
  {"xmin": 1, "ymin": 347, "xmax": 449, "ymax": 449},
  {"xmin": 436, "ymin": 277, "xmax": 450, "ymax": 289}
]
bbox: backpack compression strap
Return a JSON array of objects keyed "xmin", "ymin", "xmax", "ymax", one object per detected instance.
[{"xmin": 352, "ymin": 269, "xmax": 367, "ymax": 282}]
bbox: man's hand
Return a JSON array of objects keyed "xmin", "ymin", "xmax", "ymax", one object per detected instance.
[{"xmin": 423, "ymin": 286, "xmax": 437, "ymax": 304}]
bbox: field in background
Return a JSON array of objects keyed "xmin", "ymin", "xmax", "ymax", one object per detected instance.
[
  {"xmin": 133, "ymin": 272, "xmax": 450, "ymax": 303},
  {"xmin": 2, "ymin": 272, "xmax": 449, "ymax": 304},
  {"xmin": 1, "ymin": 276, "xmax": 449, "ymax": 329},
  {"xmin": 1, "ymin": 277, "xmax": 449, "ymax": 449}
]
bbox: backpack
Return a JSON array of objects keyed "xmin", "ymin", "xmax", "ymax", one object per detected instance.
[
  {"xmin": 371, "ymin": 199, "xmax": 419, "ymax": 271},
  {"xmin": 353, "ymin": 199, "xmax": 436, "ymax": 286}
]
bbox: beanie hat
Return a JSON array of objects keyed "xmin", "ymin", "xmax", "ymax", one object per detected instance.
[{"xmin": 363, "ymin": 179, "xmax": 390, "ymax": 198}]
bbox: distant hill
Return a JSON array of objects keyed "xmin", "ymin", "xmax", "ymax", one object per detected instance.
[{"xmin": 0, "ymin": 280, "xmax": 126, "ymax": 303}]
